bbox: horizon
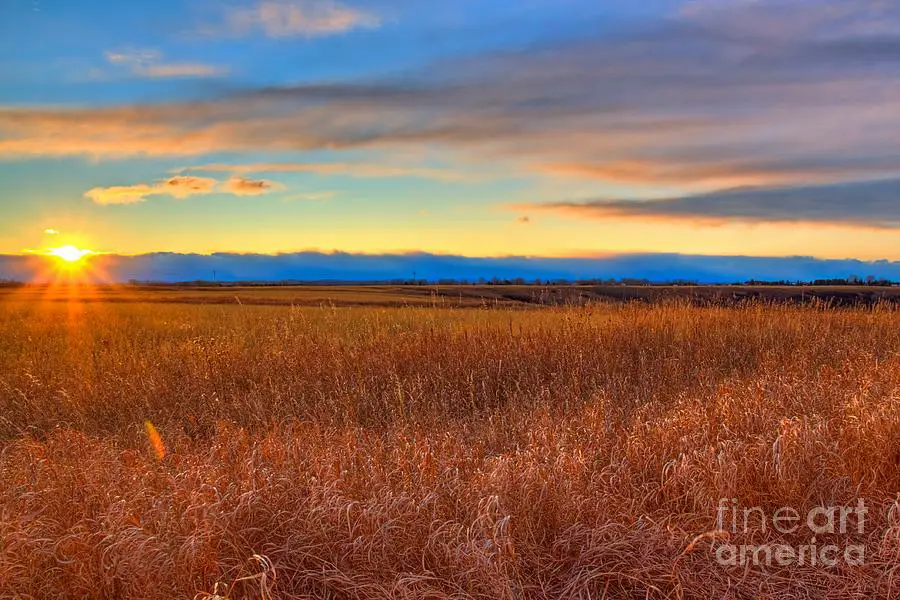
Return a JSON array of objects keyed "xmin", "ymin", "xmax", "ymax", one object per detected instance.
[{"xmin": 4, "ymin": 249, "xmax": 900, "ymax": 284}]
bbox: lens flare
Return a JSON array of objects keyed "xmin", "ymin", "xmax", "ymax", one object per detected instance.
[{"xmin": 144, "ymin": 421, "xmax": 166, "ymax": 460}]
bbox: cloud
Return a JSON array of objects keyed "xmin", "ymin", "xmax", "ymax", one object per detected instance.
[
  {"xmin": 225, "ymin": 0, "xmax": 379, "ymax": 38},
  {"xmin": 523, "ymin": 178, "xmax": 900, "ymax": 228},
  {"xmin": 43, "ymin": 228, "xmax": 60, "ymax": 235},
  {"xmin": 222, "ymin": 176, "xmax": 283, "ymax": 196},
  {"xmin": 84, "ymin": 175, "xmax": 284, "ymax": 205},
  {"xmin": 84, "ymin": 184, "xmax": 159, "ymax": 205},
  {"xmin": 84, "ymin": 176, "xmax": 218, "ymax": 205},
  {"xmin": 516, "ymin": 215, "xmax": 531, "ymax": 224},
  {"xmin": 0, "ymin": 105, "xmax": 239, "ymax": 157},
  {"xmin": 176, "ymin": 162, "xmax": 466, "ymax": 181},
  {"xmin": 104, "ymin": 48, "xmax": 227, "ymax": 79},
  {"xmin": 105, "ymin": 49, "xmax": 161, "ymax": 65},
  {"xmin": 5, "ymin": 250, "xmax": 900, "ymax": 284},
  {"xmin": 680, "ymin": 0, "xmax": 900, "ymax": 40},
  {"xmin": 163, "ymin": 176, "xmax": 220, "ymax": 198},
  {"xmin": 137, "ymin": 64, "xmax": 228, "ymax": 78},
  {"xmin": 284, "ymin": 191, "xmax": 336, "ymax": 201},
  {"xmin": 534, "ymin": 158, "xmax": 899, "ymax": 189},
  {"xmin": 4, "ymin": 0, "xmax": 900, "ymax": 194}
]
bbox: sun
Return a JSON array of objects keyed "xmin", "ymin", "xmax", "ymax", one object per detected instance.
[
  {"xmin": 48, "ymin": 245, "xmax": 93, "ymax": 263},
  {"xmin": 31, "ymin": 243, "xmax": 107, "ymax": 285}
]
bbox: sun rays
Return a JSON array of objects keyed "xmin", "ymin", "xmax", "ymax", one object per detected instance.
[
  {"xmin": 38, "ymin": 245, "xmax": 105, "ymax": 284},
  {"xmin": 15, "ymin": 244, "xmax": 115, "ymax": 295}
]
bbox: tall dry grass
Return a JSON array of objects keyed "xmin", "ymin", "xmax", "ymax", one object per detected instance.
[{"xmin": 1, "ymin": 299, "xmax": 899, "ymax": 598}]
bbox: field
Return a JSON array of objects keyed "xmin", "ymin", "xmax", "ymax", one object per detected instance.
[
  {"xmin": 4, "ymin": 282, "xmax": 900, "ymax": 308},
  {"xmin": 1, "ymin": 287, "xmax": 899, "ymax": 599}
]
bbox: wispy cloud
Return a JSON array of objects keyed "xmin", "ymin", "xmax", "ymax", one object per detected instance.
[
  {"xmin": 105, "ymin": 49, "xmax": 161, "ymax": 66},
  {"xmin": 43, "ymin": 228, "xmax": 60, "ymax": 235},
  {"xmin": 533, "ymin": 158, "xmax": 893, "ymax": 189},
  {"xmin": 224, "ymin": 0, "xmax": 379, "ymax": 38},
  {"xmin": 522, "ymin": 179, "xmax": 900, "ymax": 228},
  {"xmin": 176, "ymin": 162, "xmax": 466, "ymax": 181},
  {"xmin": 84, "ymin": 176, "xmax": 218, "ymax": 205},
  {"xmin": 284, "ymin": 191, "xmax": 336, "ymax": 201},
  {"xmin": 84, "ymin": 175, "xmax": 283, "ymax": 205},
  {"xmin": 136, "ymin": 64, "xmax": 228, "ymax": 78},
  {"xmin": 104, "ymin": 49, "xmax": 227, "ymax": 79},
  {"xmin": 4, "ymin": 0, "xmax": 900, "ymax": 196},
  {"xmin": 680, "ymin": 0, "xmax": 900, "ymax": 40},
  {"xmin": 222, "ymin": 176, "xmax": 283, "ymax": 196}
]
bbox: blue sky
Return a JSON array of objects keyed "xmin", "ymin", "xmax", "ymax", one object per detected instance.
[{"xmin": 2, "ymin": 0, "xmax": 900, "ymax": 281}]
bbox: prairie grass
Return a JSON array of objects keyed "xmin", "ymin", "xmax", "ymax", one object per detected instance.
[{"xmin": 1, "ymin": 298, "xmax": 899, "ymax": 598}]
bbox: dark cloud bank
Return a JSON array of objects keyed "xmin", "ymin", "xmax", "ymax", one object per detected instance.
[
  {"xmin": 537, "ymin": 178, "xmax": 900, "ymax": 227},
  {"xmin": 3, "ymin": 252, "xmax": 900, "ymax": 284}
]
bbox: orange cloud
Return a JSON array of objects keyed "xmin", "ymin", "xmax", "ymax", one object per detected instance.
[
  {"xmin": 177, "ymin": 162, "xmax": 467, "ymax": 181},
  {"xmin": 163, "ymin": 176, "xmax": 219, "ymax": 198},
  {"xmin": 0, "ymin": 105, "xmax": 238, "ymax": 157},
  {"xmin": 84, "ymin": 184, "xmax": 159, "ymax": 205},
  {"xmin": 542, "ymin": 152, "xmax": 900, "ymax": 189},
  {"xmin": 536, "ymin": 160, "xmax": 842, "ymax": 189},
  {"xmin": 84, "ymin": 175, "xmax": 285, "ymax": 205},
  {"xmin": 222, "ymin": 176, "xmax": 283, "ymax": 196},
  {"xmin": 84, "ymin": 176, "xmax": 217, "ymax": 205}
]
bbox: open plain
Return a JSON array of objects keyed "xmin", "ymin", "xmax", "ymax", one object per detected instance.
[{"xmin": 1, "ymin": 286, "xmax": 899, "ymax": 599}]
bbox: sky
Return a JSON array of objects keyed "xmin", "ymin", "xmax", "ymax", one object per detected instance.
[{"xmin": 2, "ymin": 0, "xmax": 900, "ymax": 282}]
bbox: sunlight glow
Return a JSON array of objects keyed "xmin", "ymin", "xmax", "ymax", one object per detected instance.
[
  {"xmin": 48, "ymin": 245, "xmax": 93, "ymax": 263},
  {"xmin": 24, "ymin": 241, "xmax": 108, "ymax": 285}
]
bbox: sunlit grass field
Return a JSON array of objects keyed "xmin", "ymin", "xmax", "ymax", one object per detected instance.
[{"xmin": 1, "ymin": 291, "xmax": 899, "ymax": 598}]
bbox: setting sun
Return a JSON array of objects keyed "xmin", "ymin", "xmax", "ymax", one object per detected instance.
[
  {"xmin": 48, "ymin": 245, "xmax": 92, "ymax": 263},
  {"xmin": 25, "ymin": 243, "xmax": 106, "ymax": 283}
]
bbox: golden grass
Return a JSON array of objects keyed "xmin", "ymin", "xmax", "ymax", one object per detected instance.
[
  {"xmin": 1, "ymin": 299, "xmax": 899, "ymax": 598},
  {"xmin": 5, "ymin": 282, "xmax": 900, "ymax": 309}
]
